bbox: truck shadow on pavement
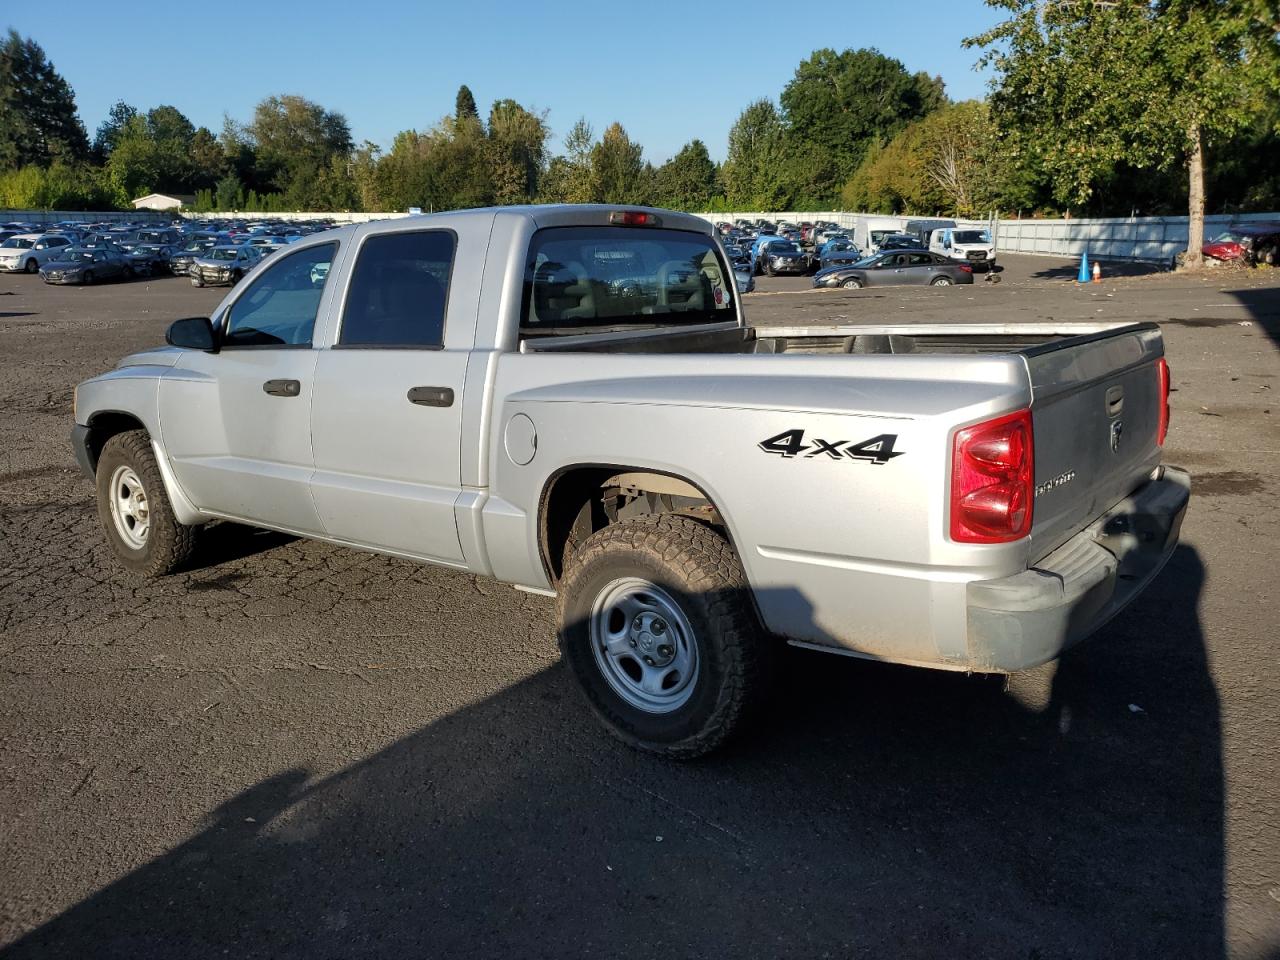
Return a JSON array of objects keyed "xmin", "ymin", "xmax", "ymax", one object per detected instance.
[{"xmin": 4, "ymin": 546, "xmax": 1222, "ymax": 959}]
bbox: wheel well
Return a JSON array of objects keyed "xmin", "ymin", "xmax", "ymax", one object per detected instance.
[
  {"xmin": 85, "ymin": 411, "xmax": 147, "ymax": 472},
  {"xmin": 539, "ymin": 467, "xmax": 725, "ymax": 583}
]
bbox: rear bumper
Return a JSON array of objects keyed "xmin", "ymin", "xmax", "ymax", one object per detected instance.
[{"xmin": 965, "ymin": 466, "xmax": 1190, "ymax": 671}]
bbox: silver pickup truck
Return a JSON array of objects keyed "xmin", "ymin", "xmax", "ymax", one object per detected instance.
[{"xmin": 71, "ymin": 205, "xmax": 1190, "ymax": 757}]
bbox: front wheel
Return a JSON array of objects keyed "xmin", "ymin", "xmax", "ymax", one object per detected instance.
[
  {"xmin": 841, "ymin": 277, "xmax": 862, "ymax": 289},
  {"xmin": 557, "ymin": 516, "xmax": 772, "ymax": 758},
  {"xmin": 95, "ymin": 430, "xmax": 196, "ymax": 577},
  {"xmin": 931, "ymin": 275, "xmax": 954, "ymax": 286},
  {"xmin": 24, "ymin": 258, "xmax": 38, "ymax": 274},
  {"xmin": 191, "ymin": 276, "xmax": 203, "ymax": 287},
  {"xmin": 82, "ymin": 271, "xmax": 94, "ymax": 285}
]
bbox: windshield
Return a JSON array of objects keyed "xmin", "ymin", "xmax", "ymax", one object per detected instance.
[
  {"xmin": 954, "ymin": 230, "xmax": 990, "ymax": 244},
  {"xmin": 209, "ymin": 248, "xmax": 239, "ymax": 261},
  {"xmin": 765, "ymin": 242, "xmax": 801, "ymax": 255},
  {"xmin": 521, "ymin": 226, "xmax": 736, "ymax": 335},
  {"xmin": 2, "ymin": 238, "xmax": 34, "ymax": 249},
  {"xmin": 1208, "ymin": 231, "xmax": 1245, "ymax": 244}
]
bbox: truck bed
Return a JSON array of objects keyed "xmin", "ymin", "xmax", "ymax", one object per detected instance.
[{"xmin": 520, "ymin": 321, "xmax": 1146, "ymax": 358}]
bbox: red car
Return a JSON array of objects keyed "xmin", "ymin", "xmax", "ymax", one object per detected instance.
[{"xmin": 1202, "ymin": 223, "xmax": 1280, "ymax": 266}]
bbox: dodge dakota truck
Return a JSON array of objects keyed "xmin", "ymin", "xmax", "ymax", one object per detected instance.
[{"xmin": 71, "ymin": 205, "xmax": 1190, "ymax": 758}]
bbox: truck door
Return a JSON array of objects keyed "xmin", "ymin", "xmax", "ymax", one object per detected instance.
[
  {"xmin": 159, "ymin": 241, "xmax": 338, "ymax": 534},
  {"xmin": 308, "ymin": 227, "xmax": 469, "ymax": 565}
]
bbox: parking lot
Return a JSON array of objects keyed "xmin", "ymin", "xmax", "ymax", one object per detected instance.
[{"xmin": 2, "ymin": 254, "xmax": 1278, "ymax": 958}]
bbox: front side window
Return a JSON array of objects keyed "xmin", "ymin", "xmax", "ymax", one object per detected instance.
[
  {"xmin": 339, "ymin": 230, "xmax": 454, "ymax": 348},
  {"xmin": 522, "ymin": 226, "xmax": 735, "ymax": 334},
  {"xmin": 223, "ymin": 242, "xmax": 335, "ymax": 348}
]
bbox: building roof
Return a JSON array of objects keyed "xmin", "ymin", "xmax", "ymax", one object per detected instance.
[{"xmin": 132, "ymin": 193, "xmax": 197, "ymax": 207}]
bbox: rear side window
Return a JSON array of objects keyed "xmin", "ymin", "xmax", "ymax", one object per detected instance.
[
  {"xmin": 339, "ymin": 230, "xmax": 454, "ymax": 348},
  {"xmin": 522, "ymin": 226, "xmax": 735, "ymax": 334}
]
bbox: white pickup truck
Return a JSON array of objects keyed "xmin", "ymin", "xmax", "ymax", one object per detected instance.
[{"xmin": 71, "ymin": 205, "xmax": 1190, "ymax": 757}]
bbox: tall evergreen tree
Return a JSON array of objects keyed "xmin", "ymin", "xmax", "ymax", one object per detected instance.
[
  {"xmin": 0, "ymin": 29, "xmax": 89, "ymax": 168},
  {"xmin": 455, "ymin": 84, "xmax": 479, "ymax": 123}
]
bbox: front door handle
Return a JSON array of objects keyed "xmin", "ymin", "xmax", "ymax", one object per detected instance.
[
  {"xmin": 262, "ymin": 379, "xmax": 301, "ymax": 397},
  {"xmin": 407, "ymin": 386, "xmax": 454, "ymax": 407}
]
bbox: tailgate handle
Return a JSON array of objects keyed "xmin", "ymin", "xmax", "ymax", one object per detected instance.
[
  {"xmin": 408, "ymin": 386, "xmax": 454, "ymax": 408},
  {"xmin": 1105, "ymin": 385, "xmax": 1124, "ymax": 417}
]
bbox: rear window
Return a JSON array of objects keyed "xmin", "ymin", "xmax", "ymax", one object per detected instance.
[{"xmin": 521, "ymin": 226, "xmax": 735, "ymax": 334}]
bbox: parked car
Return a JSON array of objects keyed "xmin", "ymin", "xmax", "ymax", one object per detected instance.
[
  {"xmin": 1202, "ymin": 223, "xmax": 1280, "ymax": 266},
  {"xmin": 39, "ymin": 246, "xmax": 132, "ymax": 285},
  {"xmin": 170, "ymin": 239, "xmax": 217, "ymax": 276},
  {"xmin": 125, "ymin": 243, "xmax": 177, "ymax": 276},
  {"xmin": 190, "ymin": 245, "xmax": 259, "ymax": 287},
  {"xmin": 71, "ymin": 204, "xmax": 1188, "ymax": 758},
  {"xmin": 0, "ymin": 234, "xmax": 73, "ymax": 273},
  {"xmin": 756, "ymin": 239, "xmax": 812, "ymax": 276},
  {"xmin": 878, "ymin": 234, "xmax": 926, "ymax": 253},
  {"xmin": 813, "ymin": 251, "xmax": 975, "ymax": 289},
  {"xmin": 816, "ymin": 238, "xmax": 861, "ymax": 268}
]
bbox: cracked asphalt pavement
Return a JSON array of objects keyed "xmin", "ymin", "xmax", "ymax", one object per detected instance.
[{"xmin": 1, "ymin": 256, "xmax": 1278, "ymax": 959}]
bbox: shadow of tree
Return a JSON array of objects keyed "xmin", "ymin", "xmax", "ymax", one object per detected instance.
[{"xmin": 2, "ymin": 547, "xmax": 1221, "ymax": 959}]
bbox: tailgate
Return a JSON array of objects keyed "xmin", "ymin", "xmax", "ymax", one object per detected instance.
[{"xmin": 1026, "ymin": 324, "xmax": 1165, "ymax": 562}]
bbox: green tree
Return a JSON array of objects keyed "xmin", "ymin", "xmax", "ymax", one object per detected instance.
[
  {"xmin": 92, "ymin": 100, "xmax": 137, "ymax": 162},
  {"xmin": 967, "ymin": 0, "xmax": 1280, "ymax": 265},
  {"xmin": 539, "ymin": 118, "xmax": 597, "ymax": 203},
  {"xmin": 779, "ymin": 48, "xmax": 946, "ymax": 183},
  {"xmin": 654, "ymin": 139, "xmax": 717, "ymax": 210},
  {"xmin": 247, "ymin": 95, "xmax": 352, "ymax": 199},
  {"xmin": 189, "ymin": 127, "xmax": 226, "ymax": 189},
  {"xmin": 722, "ymin": 100, "xmax": 790, "ymax": 209},
  {"xmin": 455, "ymin": 84, "xmax": 479, "ymax": 123},
  {"xmin": 486, "ymin": 99, "xmax": 549, "ymax": 204},
  {"xmin": 0, "ymin": 29, "xmax": 89, "ymax": 168},
  {"xmin": 589, "ymin": 122, "xmax": 646, "ymax": 203},
  {"xmin": 215, "ymin": 173, "xmax": 243, "ymax": 211}
]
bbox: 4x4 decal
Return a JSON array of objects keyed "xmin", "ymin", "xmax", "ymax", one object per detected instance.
[{"xmin": 758, "ymin": 429, "xmax": 903, "ymax": 464}]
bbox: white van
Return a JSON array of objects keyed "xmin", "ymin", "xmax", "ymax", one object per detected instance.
[
  {"xmin": 852, "ymin": 216, "xmax": 908, "ymax": 255},
  {"xmin": 930, "ymin": 227, "xmax": 997, "ymax": 271}
]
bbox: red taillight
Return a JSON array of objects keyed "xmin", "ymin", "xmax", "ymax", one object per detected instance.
[
  {"xmin": 1155, "ymin": 357, "xmax": 1170, "ymax": 446},
  {"xmin": 958, "ymin": 264, "xmax": 974, "ymax": 273},
  {"xmin": 608, "ymin": 211, "xmax": 661, "ymax": 227},
  {"xmin": 950, "ymin": 409, "xmax": 1034, "ymax": 543}
]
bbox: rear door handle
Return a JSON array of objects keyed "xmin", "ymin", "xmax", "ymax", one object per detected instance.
[
  {"xmin": 407, "ymin": 386, "xmax": 454, "ymax": 407},
  {"xmin": 262, "ymin": 379, "xmax": 301, "ymax": 397}
]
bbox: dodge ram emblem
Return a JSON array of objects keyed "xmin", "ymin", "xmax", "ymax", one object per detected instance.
[{"xmin": 1110, "ymin": 419, "xmax": 1124, "ymax": 452}]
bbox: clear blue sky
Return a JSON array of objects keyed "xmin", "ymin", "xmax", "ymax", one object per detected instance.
[{"xmin": 6, "ymin": 0, "xmax": 1006, "ymax": 163}]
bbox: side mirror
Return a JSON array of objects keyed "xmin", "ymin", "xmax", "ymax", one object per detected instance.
[{"xmin": 166, "ymin": 316, "xmax": 219, "ymax": 353}]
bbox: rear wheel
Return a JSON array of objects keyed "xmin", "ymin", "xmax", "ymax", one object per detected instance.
[
  {"xmin": 841, "ymin": 277, "xmax": 862, "ymax": 289},
  {"xmin": 931, "ymin": 275, "xmax": 953, "ymax": 286},
  {"xmin": 82, "ymin": 271, "xmax": 94, "ymax": 285},
  {"xmin": 557, "ymin": 515, "xmax": 772, "ymax": 759},
  {"xmin": 95, "ymin": 430, "xmax": 196, "ymax": 577}
]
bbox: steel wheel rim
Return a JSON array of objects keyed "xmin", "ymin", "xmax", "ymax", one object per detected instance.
[
  {"xmin": 590, "ymin": 577, "xmax": 700, "ymax": 714},
  {"xmin": 108, "ymin": 464, "xmax": 150, "ymax": 549}
]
